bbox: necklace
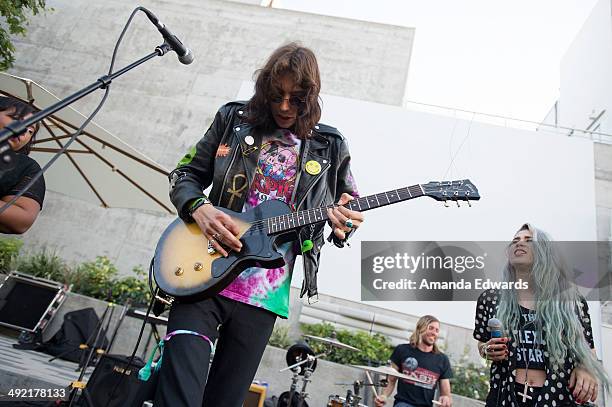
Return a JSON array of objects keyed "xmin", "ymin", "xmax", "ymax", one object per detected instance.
[{"xmin": 517, "ymin": 308, "xmax": 540, "ymax": 403}]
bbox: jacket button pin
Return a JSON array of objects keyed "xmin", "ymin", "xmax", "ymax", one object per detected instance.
[
  {"xmin": 314, "ymin": 125, "xmax": 319, "ymax": 129},
  {"xmin": 238, "ymin": 110, "xmax": 243, "ymax": 115},
  {"xmin": 245, "ymin": 135, "xmax": 255, "ymax": 145},
  {"xmin": 235, "ymin": 127, "xmax": 241, "ymax": 132}
]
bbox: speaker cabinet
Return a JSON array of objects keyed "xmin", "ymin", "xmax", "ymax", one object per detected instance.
[
  {"xmin": 85, "ymin": 354, "xmax": 157, "ymax": 407},
  {"xmin": 0, "ymin": 272, "xmax": 66, "ymax": 333}
]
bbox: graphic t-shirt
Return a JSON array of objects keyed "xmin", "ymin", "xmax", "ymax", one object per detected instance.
[
  {"xmin": 219, "ymin": 129, "xmax": 301, "ymax": 318},
  {"xmin": 515, "ymin": 306, "xmax": 546, "ymax": 370},
  {"xmin": 390, "ymin": 344, "xmax": 452, "ymax": 407}
]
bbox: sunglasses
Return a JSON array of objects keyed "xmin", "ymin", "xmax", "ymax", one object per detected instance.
[{"xmin": 270, "ymin": 95, "xmax": 306, "ymax": 108}]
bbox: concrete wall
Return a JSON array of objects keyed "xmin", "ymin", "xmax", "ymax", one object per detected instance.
[
  {"xmin": 602, "ymin": 323, "xmax": 612, "ymax": 407},
  {"xmin": 539, "ymin": 1, "xmax": 612, "ymax": 365},
  {"xmin": 594, "ymin": 144, "xmax": 612, "ymax": 317},
  {"xmin": 8, "ymin": 0, "xmax": 414, "ymax": 275},
  {"xmin": 559, "ymin": 0, "xmax": 612, "ymax": 137},
  {"xmin": 555, "ymin": 0, "xmax": 612, "ymax": 325}
]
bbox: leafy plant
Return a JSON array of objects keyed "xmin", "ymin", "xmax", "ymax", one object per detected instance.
[
  {"xmin": 0, "ymin": 0, "xmax": 51, "ymax": 70},
  {"xmin": 268, "ymin": 324, "xmax": 292, "ymax": 349},
  {"xmin": 0, "ymin": 237, "xmax": 23, "ymax": 272},
  {"xmin": 68, "ymin": 257, "xmax": 152, "ymax": 306},
  {"xmin": 11, "ymin": 248, "xmax": 151, "ymax": 306},
  {"xmin": 300, "ymin": 322, "xmax": 394, "ymax": 365},
  {"xmin": 447, "ymin": 346, "xmax": 490, "ymax": 401},
  {"xmin": 13, "ymin": 247, "xmax": 69, "ymax": 282},
  {"xmin": 107, "ymin": 265, "xmax": 151, "ymax": 307},
  {"xmin": 69, "ymin": 256, "xmax": 118, "ymax": 300}
]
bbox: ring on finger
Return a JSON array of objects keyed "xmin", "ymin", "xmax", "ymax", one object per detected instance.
[
  {"xmin": 345, "ymin": 218, "xmax": 354, "ymax": 229},
  {"xmin": 212, "ymin": 233, "xmax": 221, "ymax": 240}
]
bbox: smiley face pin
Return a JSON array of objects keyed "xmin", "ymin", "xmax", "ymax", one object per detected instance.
[{"xmin": 305, "ymin": 160, "xmax": 321, "ymax": 175}]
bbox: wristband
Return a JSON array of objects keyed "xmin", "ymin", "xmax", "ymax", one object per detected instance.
[{"xmin": 189, "ymin": 196, "xmax": 211, "ymax": 216}]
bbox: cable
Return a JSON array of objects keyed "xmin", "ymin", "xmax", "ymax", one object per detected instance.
[
  {"xmin": 148, "ymin": 257, "xmax": 156, "ymax": 298},
  {"xmin": 102, "ymin": 289, "xmax": 157, "ymax": 407},
  {"xmin": 0, "ymin": 5, "xmax": 142, "ymax": 217},
  {"xmin": 442, "ymin": 112, "xmax": 474, "ymax": 180}
]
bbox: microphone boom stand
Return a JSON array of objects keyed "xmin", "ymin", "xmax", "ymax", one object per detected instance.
[{"xmin": 0, "ymin": 43, "xmax": 173, "ymax": 166}]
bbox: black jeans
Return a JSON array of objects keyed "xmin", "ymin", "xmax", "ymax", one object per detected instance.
[{"xmin": 153, "ymin": 295, "xmax": 277, "ymax": 407}]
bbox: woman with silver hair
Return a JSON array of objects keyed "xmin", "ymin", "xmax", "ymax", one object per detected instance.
[{"xmin": 473, "ymin": 223, "xmax": 608, "ymax": 406}]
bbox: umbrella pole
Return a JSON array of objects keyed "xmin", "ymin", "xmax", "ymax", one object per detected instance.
[{"xmin": 0, "ymin": 43, "xmax": 172, "ymax": 168}]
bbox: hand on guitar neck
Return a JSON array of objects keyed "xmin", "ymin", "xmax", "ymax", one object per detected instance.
[
  {"xmin": 192, "ymin": 203, "xmax": 243, "ymax": 257},
  {"xmin": 327, "ymin": 192, "xmax": 364, "ymax": 240}
]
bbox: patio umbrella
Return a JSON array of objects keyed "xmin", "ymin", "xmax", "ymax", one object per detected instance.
[{"xmin": 0, "ymin": 72, "xmax": 174, "ymax": 214}]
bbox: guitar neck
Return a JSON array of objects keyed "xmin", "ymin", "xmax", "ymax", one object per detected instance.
[{"xmin": 267, "ymin": 184, "xmax": 425, "ymax": 234}]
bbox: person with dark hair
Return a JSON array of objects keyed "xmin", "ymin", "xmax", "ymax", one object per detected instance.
[
  {"xmin": 375, "ymin": 315, "xmax": 453, "ymax": 407},
  {"xmin": 154, "ymin": 42, "xmax": 364, "ymax": 406},
  {"xmin": 0, "ymin": 96, "xmax": 44, "ymax": 234},
  {"xmin": 474, "ymin": 223, "xmax": 609, "ymax": 407}
]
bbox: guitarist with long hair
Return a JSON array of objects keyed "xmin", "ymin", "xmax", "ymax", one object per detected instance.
[{"xmin": 154, "ymin": 42, "xmax": 364, "ymax": 407}]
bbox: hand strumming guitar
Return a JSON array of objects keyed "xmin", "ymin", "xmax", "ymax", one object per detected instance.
[{"xmin": 192, "ymin": 203, "xmax": 243, "ymax": 257}]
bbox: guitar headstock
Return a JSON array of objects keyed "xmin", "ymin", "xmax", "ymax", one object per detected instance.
[{"xmin": 422, "ymin": 179, "xmax": 480, "ymax": 205}]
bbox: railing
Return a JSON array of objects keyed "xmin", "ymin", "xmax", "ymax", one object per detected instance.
[{"xmin": 401, "ymin": 98, "xmax": 612, "ymax": 145}]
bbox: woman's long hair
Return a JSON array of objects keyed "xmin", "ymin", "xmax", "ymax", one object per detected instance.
[
  {"xmin": 409, "ymin": 314, "xmax": 441, "ymax": 354},
  {"xmin": 247, "ymin": 42, "xmax": 321, "ymax": 139},
  {"xmin": 497, "ymin": 223, "xmax": 608, "ymax": 389},
  {"xmin": 0, "ymin": 96, "xmax": 39, "ymax": 155}
]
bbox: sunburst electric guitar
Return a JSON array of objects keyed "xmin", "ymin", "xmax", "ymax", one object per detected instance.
[{"xmin": 153, "ymin": 179, "xmax": 480, "ymax": 302}]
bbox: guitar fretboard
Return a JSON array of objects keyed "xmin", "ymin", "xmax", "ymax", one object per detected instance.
[{"xmin": 267, "ymin": 184, "xmax": 424, "ymax": 234}]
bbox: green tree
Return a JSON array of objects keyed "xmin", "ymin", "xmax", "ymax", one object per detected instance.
[{"xmin": 0, "ymin": 0, "xmax": 49, "ymax": 70}]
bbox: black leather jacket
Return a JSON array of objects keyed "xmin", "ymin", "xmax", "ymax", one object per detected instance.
[{"xmin": 169, "ymin": 101, "xmax": 358, "ymax": 299}]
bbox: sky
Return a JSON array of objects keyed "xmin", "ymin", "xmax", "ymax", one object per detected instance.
[{"xmin": 273, "ymin": 0, "xmax": 599, "ymax": 124}]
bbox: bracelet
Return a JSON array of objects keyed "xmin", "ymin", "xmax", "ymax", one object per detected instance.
[
  {"xmin": 478, "ymin": 342, "xmax": 488, "ymax": 358},
  {"xmin": 189, "ymin": 196, "xmax": 211, "ymax": 217}
]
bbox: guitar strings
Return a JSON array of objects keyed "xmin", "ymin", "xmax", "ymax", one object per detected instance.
[{"xmin": 243, "ymin": 187, "xmax": 419, "ymax": 234}]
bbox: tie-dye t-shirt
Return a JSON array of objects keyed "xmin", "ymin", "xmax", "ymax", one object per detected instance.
[{"xmin": 219, "ymin": 129, "xmax": 301, "ymax": 318}]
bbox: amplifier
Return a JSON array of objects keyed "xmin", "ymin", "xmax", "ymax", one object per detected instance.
[
  {"xmin": 0, "ymin": 271, "xmax": 66, "ymax": 333},
  {"xmin": 85, "ymin": 354, "xmax": 157, "ymax": 407}
]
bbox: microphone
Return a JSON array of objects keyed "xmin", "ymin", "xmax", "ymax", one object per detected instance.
[
  {"xmin": 141, "ymin": 8, "xmax": 194, "ymax": 65},
  {"xmin": 488, "ymin": 318, "xmax": 503, "ymax": 338}
]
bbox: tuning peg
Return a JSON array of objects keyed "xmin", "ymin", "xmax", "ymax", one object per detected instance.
[
  {"xmin": 456, "ymin": 201, "xmax": 460, "ymax": 207},
  {"xmin": 467, "ymin": 200, "xmax": 472, "ymax": 207},
  {"xmin": 444, "ymin": 200, "xmax": 449, "ymax": 207}
]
